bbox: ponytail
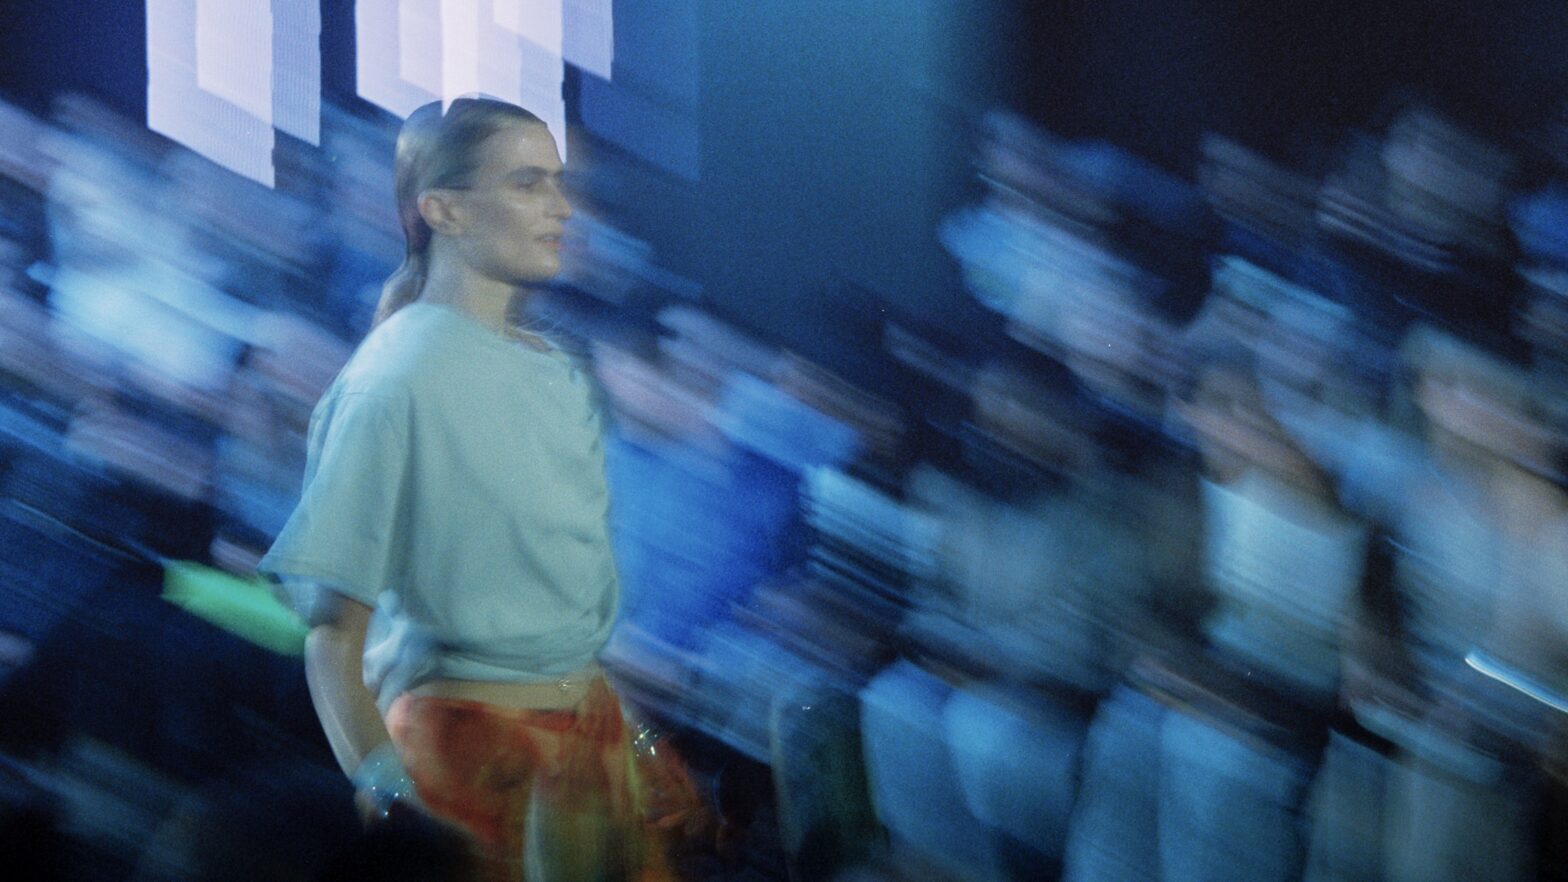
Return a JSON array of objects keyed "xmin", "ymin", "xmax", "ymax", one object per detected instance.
[{"xmin": 373, "ymin": 250, "xmax": 428, "ymax": 328}]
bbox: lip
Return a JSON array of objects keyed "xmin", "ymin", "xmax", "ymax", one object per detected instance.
[{"xmin": 537, "ymin": 234, "xmax": 564, "ymax": 250}]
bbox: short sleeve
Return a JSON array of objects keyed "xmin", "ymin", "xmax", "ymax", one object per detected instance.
[{"xmin": 258, "ymin": 391, "xmax": 412, "ymax": 609}]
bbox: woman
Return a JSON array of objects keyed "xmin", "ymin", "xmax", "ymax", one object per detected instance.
[{"xmin": 260, "ymin": 97, "xmax": 697, "ymax": 881}]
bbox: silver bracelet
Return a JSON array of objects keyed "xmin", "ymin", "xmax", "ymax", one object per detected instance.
[{"xmin": 352, "ymin": 742, "xmax": 420, "ymax": 817}]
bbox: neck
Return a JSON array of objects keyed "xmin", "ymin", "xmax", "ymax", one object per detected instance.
[{"xmin": 417, "ymin": 251, "xmax": 524, "ymax": 337}]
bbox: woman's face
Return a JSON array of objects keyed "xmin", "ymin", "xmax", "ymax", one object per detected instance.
[{"xmin": 441, "ymin": 121, "xmax": 572, "ymax": 284}]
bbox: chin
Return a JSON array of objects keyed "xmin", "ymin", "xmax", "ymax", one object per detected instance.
[{"xmin": 534, "ymin": 255, "xmax": 566, "ymax": 280}]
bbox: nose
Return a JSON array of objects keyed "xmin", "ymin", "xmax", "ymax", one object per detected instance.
[{"xmin": 548, "ymin": 179, "xmax": 572, "ymax": 221}]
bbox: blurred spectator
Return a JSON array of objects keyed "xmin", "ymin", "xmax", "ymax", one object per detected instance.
[
  {"xmin": 1269, "ymin": 324, "xmax": 1555, "ymax": 881},
  {"xmin": 1308, "ymin": 102, "xmax": 1523, "ymax": 350},
  {"xmin": 858, "ymin": 349, "xmax": 1156, "ymax": 881}
]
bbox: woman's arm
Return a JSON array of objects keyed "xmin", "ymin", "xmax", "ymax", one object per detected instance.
[{"xmin": 303, "ymin": 596, "xmax": 390, "ymax": 777}]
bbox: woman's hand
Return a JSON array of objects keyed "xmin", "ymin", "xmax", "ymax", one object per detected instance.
[{"xmin": 352, "ymin": 741, "xmax": 425, "ymax": 823}]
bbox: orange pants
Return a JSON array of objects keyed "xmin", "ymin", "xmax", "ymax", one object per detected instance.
[{"xmin": 386, "ymin": 676, "xmax": 704, "ymax": 881}]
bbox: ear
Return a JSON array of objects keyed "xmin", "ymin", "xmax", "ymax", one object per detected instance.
[{"xmin": 417, "ymin": 189, "xmax": 465, "ymax": 237}]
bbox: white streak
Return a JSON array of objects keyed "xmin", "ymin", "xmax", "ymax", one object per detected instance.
[{"xmin": 1465, "ymin": 650, "xmax": 1568, "ymax": 714}]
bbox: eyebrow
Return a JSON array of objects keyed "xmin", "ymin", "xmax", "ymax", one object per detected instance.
[{"xmin": 508, "ymin": 166, "xmax": 563, "ymax": 180}]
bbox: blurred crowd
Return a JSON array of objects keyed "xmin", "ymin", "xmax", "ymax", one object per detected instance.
[
  {"xmin": 858, "ymin": 103, "xmax": 1568, "ymax": 882},
  {"xmin": 1, "ymin": 82, "xmax": 1568, "ymax": 882},
  {"xmin": 592, "ymin": 99, "xmax": 1568, "ymax": 882}
]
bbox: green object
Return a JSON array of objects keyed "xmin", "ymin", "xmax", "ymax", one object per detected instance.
[{"xmin": 162, "ymin": 561, "xmax": 307, "ymax": 656}]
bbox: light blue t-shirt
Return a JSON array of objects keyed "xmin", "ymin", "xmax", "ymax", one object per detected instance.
[{"xmin": 259, "ymin": 302, "xmax": 618, "ymax": 712}]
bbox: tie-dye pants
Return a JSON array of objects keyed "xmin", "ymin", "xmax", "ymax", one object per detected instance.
[{"xmin": 386, "ymin": 676, "xmax": 705, "ymax": 882}]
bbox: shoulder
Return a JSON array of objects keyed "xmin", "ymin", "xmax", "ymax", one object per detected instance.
[
  {"xmin": 309, "ymin": 313, "xmax": 439, "ymax": 438},
  {"xmin": 307, "ymin": 386, "xmax": 414, "ymax": 459},
  {"xmin": 331, "ymin": 304, "xmax": 475, "ymax": 400}
]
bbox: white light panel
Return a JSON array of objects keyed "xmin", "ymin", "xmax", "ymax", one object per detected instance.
[
  {"xmin": 272, "ymin": 0, "xmax": 321, "ymax": 144},
  {"xmin": 356, "ymin": 0, "xmax": 439, "ymax": 118},
  {"xmin": 195, "ymin": 0, "xmax": 273, "ymax": 124},
  {"xmin": 563, "ymin": 0, "xmax": 612, "ymax": 80},
  {"xmin": 148, "ymin": 0, "xmax": 275, "ymax": 186}
]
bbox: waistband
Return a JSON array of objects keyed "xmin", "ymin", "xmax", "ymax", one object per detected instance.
[
  {"xmin": 406, "ymin": 664, "xmax": 605, "ymax": 711},
  {"xmin": 390, "ymin": 674, "xmax": 620, "ymax": 736}
]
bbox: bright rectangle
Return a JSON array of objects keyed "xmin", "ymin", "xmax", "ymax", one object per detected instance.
[
  {"xmin": 491, "ymin": 0, "xmax": 522, "ymax": 33},
  {"xmin": 398, "ymin": 0, "xmax": 445, "ymax": 97},
  {"xmin": 563, "ymin": 0, "xmax": 612, "ymax": 79},
  {"xmin": 356, "ymin": 0, "xmax": 437, "ymax": 117},
  {"xmin": 441, "ymin": 0, "xmax": 482, "ymax": 105},
  {"xmin": 149, "ymin": 0, "xmax": 275, "ymax": 186},
  {"xmin": 149, "ymin": 57, "xmax": 275, "ymax": 187},
  {"xmin": 272, "ymin": 0, "xmax": 321, "ymax": 144},
  {"xmin": 195, "ymin": 0, "xmax": 273, "ymax": 124},
  {"xmin": 475, "ymin": 0, "xmax": 525, "ymax": 106},
  {"xmin": 493, "ymin": 0, "xmax": 561, "ymax": 57}
]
